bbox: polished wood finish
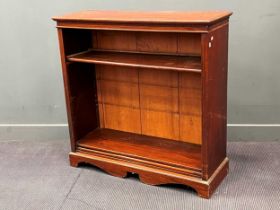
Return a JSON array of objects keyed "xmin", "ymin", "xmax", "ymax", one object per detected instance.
[
  {"xmin": 201, "ymin": 24, "xmax": 229, "ymax": 179},
  {"xmin": 53, "ymin": 11, "xmax": 232, "ymax": 32},
  {"xmin": 53, "ymin": 10, "xmax": 232, "ymax": 24},
  {"xmin": 93, "ymin": 31, "xmax": 201, "ymax": 56},
  {"xmin": 69, "ymin": 152, "xmax": 228, "ymax": 199},
  {"xmin": 96, "ymin": 65, "xmax": 202, "ymax": 143},
  {"xmin": 67, "ymin": 50, "xmax": 201, "ymax": 72},
  {"xmin": 54, "ymin": 10, "xmax": 232, "ymax": 198},
  {"xmin": 77, "ymin": 129, "xmax": 202, "ymax": 173}
]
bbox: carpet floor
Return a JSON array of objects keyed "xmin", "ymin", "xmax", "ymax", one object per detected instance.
[{"xmin": 0, "ymin": 139, "xmax": 279, "ymax": 210}]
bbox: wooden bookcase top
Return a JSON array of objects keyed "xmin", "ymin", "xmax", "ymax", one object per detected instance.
[{"xmin": 53, "ymin": 10, "xmax": 232, "ymax": 24}]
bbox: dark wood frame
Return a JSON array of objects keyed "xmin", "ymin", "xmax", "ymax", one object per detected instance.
[{"xmin": 53, "ymin": 10, "xmax": 232, "ymax": 198}]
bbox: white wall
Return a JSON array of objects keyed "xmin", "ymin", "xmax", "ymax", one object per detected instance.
[{"xmin": 0, "ymin": 0, "xmax": 280, "ymax": 140}]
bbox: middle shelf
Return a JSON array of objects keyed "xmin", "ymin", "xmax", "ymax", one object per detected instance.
[{"xmin": 67, "ymin": 50, "xmax": 202, "ymax": 72}]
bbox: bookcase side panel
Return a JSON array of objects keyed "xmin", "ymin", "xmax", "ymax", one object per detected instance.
[
  {"xmin": 57, "ymin": 29, "xmax": 76, "ymax": 151},
  {"xmin": 67, "ymin": 63, "xmax": 99, "ymax": 140},
  {"xmin": 57, "ymin": 29, "xmax": 99, "ymax": 151},
  {"xmin": 201, "ymin": 23, "xmax": 229, "ymax": 179}
]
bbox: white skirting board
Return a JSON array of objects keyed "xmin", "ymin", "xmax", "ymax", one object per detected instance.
[
  {"xmin": 0, "ymin": 124, "xmax": 279, "ymax": 141},
  {"xmin": 0, "ymin": 124, "xmax": 69, "ymax": 141}
]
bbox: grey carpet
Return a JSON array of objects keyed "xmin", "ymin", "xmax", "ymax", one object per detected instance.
[{"xmin": 0, "ymin": 139, "xmax": 279, "ymax": 210}]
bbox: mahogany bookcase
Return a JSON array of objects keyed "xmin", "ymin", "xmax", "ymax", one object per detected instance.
[{"xmin": 53, "ymin": 10, "xmax": 232, "ymax": 198}]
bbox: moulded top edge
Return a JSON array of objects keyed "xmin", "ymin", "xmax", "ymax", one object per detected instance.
[{"xmin": 52, "ymin": 10, "xmax": 233, "ymax": 25}]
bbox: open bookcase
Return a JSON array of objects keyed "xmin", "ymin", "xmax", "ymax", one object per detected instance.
[{"xmin": 53, "ymin": 10, "xmax": 232, "ymax": 198}]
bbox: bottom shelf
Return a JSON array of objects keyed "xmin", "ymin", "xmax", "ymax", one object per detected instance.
[{"xmin": 76, "ymin": 128, "xmax": 202, "ymax": 177}]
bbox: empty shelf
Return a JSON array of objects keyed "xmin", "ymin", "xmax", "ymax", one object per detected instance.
[
  {"xmin": 77, "ymin": 128, "xmax": 202, "ymax": 175},
  {"xmin": 67, "ymin": 50, "xmax": 202, "ymax": 72}
]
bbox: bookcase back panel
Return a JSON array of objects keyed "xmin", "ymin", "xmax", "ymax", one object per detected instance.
[
  {"xmin": 103, "ymin": 104, "xmax": 142, "ymax": 134},
  {"xmin": 141, "ymin": 110, "xmax": 180, "ymax": 140},
  {"xmin": 96, "ymin": 65, "xmax": 138, "ymax": 82},
  {"xmin": 98, "ymin": 80, "xmax": 139, "ymax": 108},
  {"xmin": 96, "ymin": 65, "xmax": 202, "ymax": 144},
  {"xmin": 92, "ymin": 31, "xmax": 201, "ymax": 56},
  {"xmin": 139, "ymin": 69, "xmax": 178, "ymax": 87},
  {"xmin": 94, "ymin": 31, "xmax": 137, "ymax": 51},
  {"xmin": 140, "ymin": 84, "xmax": 178, "ymax": 112}
]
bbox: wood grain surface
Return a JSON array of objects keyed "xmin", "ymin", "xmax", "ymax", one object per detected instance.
[
  {"xmin": 53, "ymin": 10, "xmax": 232, "ymax": 24},
  {"xmin": 55, "ymin": 10, "xmax": 231, "ymax": 198}
]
